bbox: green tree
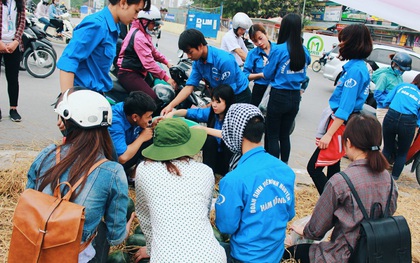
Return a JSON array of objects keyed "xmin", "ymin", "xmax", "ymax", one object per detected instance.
[
  {"xmin": 222, "ymin": 0, "xmax": 259, "ymax": 18},
  {"xmin": 190, "ymin": 0, "xmax": 314, "ymax": 19}
]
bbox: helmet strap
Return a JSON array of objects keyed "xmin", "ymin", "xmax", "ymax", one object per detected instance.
[
  {"xmin": 233, "ymin": 28, "xmax": 239, "ymax": 36},
  {"xmin": 60, "ymin": 116, "xmax": 69, "ymax": 137}
]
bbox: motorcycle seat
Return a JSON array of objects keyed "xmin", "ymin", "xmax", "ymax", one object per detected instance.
[{"xmin": 112, "ymin": 80, "xmax": 127, "ymax": 93}]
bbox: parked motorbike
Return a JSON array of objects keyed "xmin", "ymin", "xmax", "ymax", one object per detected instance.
[
  {"xmin": 21, "ymin": 17, "xmax": 57, "ymax": 78},
  {"xmin": 106, "ymin": 50, "xmax": 210, "ymax": 112},
  {"xmin": 405, "ymin": 133, "xmax": 420, "ymax": 185}
]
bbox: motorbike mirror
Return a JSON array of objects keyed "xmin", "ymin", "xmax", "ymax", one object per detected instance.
[{"xmin": 177, "ymin": 49, "xmax": 184, "ymax": 58}]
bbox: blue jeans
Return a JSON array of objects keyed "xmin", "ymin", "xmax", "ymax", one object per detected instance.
[
  {"xmin": 38, "ymin": 17, "xmax": 51, "ymax": 31},
  {"xmin": 265, "ymin": 89, "xmax": 300, "ymax": 163},
  {"xmin": 382, "ymin": 108, "xmax": 417, "ymax": 179}
]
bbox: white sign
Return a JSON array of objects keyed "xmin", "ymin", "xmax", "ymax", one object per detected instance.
[
  {"xmin": 324, "ymin": 6, "xmax": 342, "ymax": 22},
  {"xmin": 303, "ymin": 32, "xmax": 339, "ymax": 57}
]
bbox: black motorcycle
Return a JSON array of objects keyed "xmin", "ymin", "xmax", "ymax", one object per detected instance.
[
  {"xmin": 106, "ymin": 56, "xmax": 211, "ymax": 111},
  {"xmin": 21, "ymin": 18, "xmax": 57, "ymax": 78},
  {"xmin": 311, "ymin": 52, "xmax": 330, "ymax": 72},
  {"xmin": 1, "ymin": 18, "xmax": 56, "ymax": 78}
]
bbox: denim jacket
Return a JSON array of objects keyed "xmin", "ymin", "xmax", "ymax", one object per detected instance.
[{"xmin": 26, "ymin": 144, "xmax": 129, "ymax": 245}]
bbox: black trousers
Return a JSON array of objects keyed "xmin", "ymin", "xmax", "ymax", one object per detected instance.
[
  {"xmin": 0, "ymin": 47, "xmax": 21, "ymax": 107},
  {"xmin": 307, "ymin": 148, "xmax": 340, "ymax": 195},
  {"xmin": 88, "ymin": 221, "xmax": 110, "ymax": 263},
  {"xmin": 282, "ymin": 244, "xmax": 312, "ymax": 263},
  {"xmin": 202, "ymin": 136, "xmax": 233, "ymax": 176},
  {"xmin": 251, "ymin": 83, "xmax": 268, "ymax": 107},
  {"xmin": 50, "ymin": 18, "xmax": 64, "ymax": 33}
]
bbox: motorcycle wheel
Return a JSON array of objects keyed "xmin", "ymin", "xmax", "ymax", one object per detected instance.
[
  {"xmin": 24, "ymin": 48, "xmax": 56, "ymax": 78},
  {"xmin": 311, "ymin": 60, "xmax": 322, "ymax": 72},
  {"xmin": 416, "ymin": 161, "xmax": 420, "ymax": 186}
]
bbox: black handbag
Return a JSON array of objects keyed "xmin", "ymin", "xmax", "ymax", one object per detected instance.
[{"xmin": 339, "ymin": 172, "xmax": 411, "ymax": 263}]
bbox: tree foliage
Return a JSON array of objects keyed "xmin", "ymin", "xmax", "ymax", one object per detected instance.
[{"xmin": 191, "ymin": 0, "xmax": 315, "ymax": 19}]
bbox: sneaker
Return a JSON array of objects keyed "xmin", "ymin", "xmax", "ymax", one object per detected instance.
[{"xmin": 9, "ymin": 109, "xmax": 21, "ymax": 122}]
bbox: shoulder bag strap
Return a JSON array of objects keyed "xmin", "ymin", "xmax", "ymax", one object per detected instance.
[
  {"xmin": 70, "ymin": 159, "xmax": 109, "ymax": 192},
  {"xmin": 57, "ymin": 158, "xmax": 108, "ymax": 200},
  {"xmin": 383, "ymin": 173, "xmax": 394, "ymax": 218},
  {"xmin": 339, "ymin": 171, "xmax": 369, "ymax": 220}
]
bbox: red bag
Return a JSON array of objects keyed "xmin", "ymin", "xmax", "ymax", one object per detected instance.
[{"xmin": 315, "ymin": 121, "xmax": 346, "ymax": 168}]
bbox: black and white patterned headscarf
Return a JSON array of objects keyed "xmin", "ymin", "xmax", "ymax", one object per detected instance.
[{"xmin": 222, "ymin": 103, "xmax": 264, "ymax": 170}]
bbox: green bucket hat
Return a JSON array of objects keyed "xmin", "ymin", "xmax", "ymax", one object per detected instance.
[{"xmin": 142, "ymin": 118, "xmax": 207, "ymax": 161}]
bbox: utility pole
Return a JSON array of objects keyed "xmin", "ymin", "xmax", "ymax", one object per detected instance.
[{"xmin": 301, "ymin": 0, "xmax": 306, "ymax": 23}]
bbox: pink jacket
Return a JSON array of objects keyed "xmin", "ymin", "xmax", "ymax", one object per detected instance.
[{"xmin": 117, "ymin": 20, "xmax": 170, "ymax": 81}]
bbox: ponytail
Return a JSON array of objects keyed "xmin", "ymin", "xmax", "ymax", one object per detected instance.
[{"xmin": 366, "ymin": 149, "xmax": 389, "ymax": 173}]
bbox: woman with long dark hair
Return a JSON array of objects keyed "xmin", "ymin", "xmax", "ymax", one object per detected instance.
[
  {"xmin": 262, "ymin": 13, "xmax": 311, "ymax": 163},
  {"xmin": 167, "ymin": 84, "xmax": 234, "ymax": 176},
  {"xmin": 284, "ymin": 114, "xmax": 396, "ymax": 263},
  {"xmin": 0, "ymin": 0, "xmax": 25, "ymax": 121},
  {"xmin": 307, "ymin": 24, "xmax": 373, "ymax": 195},
  {"xmin": 27, "ymin": 88, "xmax": 132, "ymax": 262}
]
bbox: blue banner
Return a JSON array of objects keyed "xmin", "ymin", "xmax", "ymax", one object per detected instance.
[{"xmin": 186, "ymin": 11, "xmax": 220, "ymax": 38}]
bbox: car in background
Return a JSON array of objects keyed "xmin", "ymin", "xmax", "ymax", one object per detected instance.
[{"xmin": 323, "ymin": 44, "xmax": 420, "ymax": 84}]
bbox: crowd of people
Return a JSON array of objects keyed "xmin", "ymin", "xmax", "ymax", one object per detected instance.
[{"xmin": 3, "ymin": 1, "xmax": 418, "ymax": 261}]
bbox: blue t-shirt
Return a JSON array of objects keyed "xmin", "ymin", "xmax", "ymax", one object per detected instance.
[
  {"xmin": 329, "ymin": 59, "xmax": 370, "ymax": 121},
  {"xmin": 108, "ymin": 102, "xmax": 143, "ymax": 156},
  {"xmin": 216, "ymin": 146, "xmax": 295, "ymax": 263},
  {"xmin": 57, "ymin": 7, "xmax": 119, "ymax": 92},
  {"xmin": 262, "ymin": 43, "xmax": 311, "ymax": 90},
  {"xmin": 186, "ymin": 107, "xmax": 223, "ymax": 148},
  {"xmin": 186, "ymin": 46, "xmax": 249, "ymax": 95},
  {"xmin": 384, "ymin": 83, "xmax": 420, "ymax": 126},
  {"xmin": 243, "ymin": 42, "xmax": 273, "ymax": 86}
]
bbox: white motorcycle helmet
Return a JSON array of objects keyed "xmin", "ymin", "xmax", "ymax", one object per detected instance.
[
  {"xmin": 138, "ymin": 5, "xmax": 162, "ymax": 25},
  {"xmin": 55, "ymin": 88, "xmax": 112, "ymax": 128},
  {"xmin": 153, "ymin": 84, "xmax": 175, "ymax": 104},
  {"xmin": 232, "ymin": 12, "xmax": 252, "ymax": 30}
]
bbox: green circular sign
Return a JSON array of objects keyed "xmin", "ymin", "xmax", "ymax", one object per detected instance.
[{"xmin": 307, "ymin": 36, "xmax": 324, "ymax": 53}]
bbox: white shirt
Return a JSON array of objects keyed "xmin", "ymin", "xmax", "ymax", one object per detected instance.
[
  {"xmin": 1, "ymin": 0, "xmax": 17, "ymax": 43},
  {"xmin": 135, "ymin": 160, "xmax": 226, "ymax": 263},
  {"xmin": 221, "ymin": 29, "xmax": 248, "ymax": 66},
  {"xmin": 35, "ymin": 1, "xmax": 49, "ymax": 18}
]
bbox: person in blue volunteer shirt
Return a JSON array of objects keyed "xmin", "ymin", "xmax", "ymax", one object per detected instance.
[
  {"xmin": 373, "ymin": 52, "xmax": 412, "ymax": 124},
  {"xmin": 167, "ymin": 84, "xmax": 234, "ymax": 177},
  {"xmin": 57, "ymin": 0, "xmax": 150, "ymax": 93},
  {"xmin": 216, "ymin": 103, "xmax": 295, "ymax": 263},
  {"xmin": 108, "ymin": 91, "xmax": 156, "ymax": 183},
  {"xmin": 161, "ymin": 29, "xmax": 251, "ymax": 116},
  {"xmin": 382, "ymin": 74, "xmax": 420, "ymax": 180},
  {"xmin": 307, "ymin": 24, "xmax": 372, "ymax": 195},
  {"xmin": 243, "ymin": 23, "xmax": 273, "ymax": 107},
  {"xmin": 261, "ymin": 13, "xmax": 311, "ymax": 163}
]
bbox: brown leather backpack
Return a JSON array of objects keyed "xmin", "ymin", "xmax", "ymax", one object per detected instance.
[{"xmin": 8, "ymin": 158, "xmax": 107, "ymax": 263}]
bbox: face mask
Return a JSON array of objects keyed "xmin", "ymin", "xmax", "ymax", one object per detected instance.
[
  {"xmin": 146, "ymin": 28, "xmax": 154, "ymax": 36},
  {"xmin": 393, "ymin": 67, "xmax": 404, "ymax": 76}
]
